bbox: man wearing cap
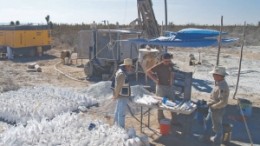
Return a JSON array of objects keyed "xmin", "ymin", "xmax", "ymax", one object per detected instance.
[
  {"xmin": 112, "ymin": 58, "xmax": 133, "ymax": 128},
  {"xmin": 200, "ymin": 66, "xmax": 230, "ymax": 144},
  {"xmin": 146, "ymin": 53, "xmax": 179, "ymax": 125}
]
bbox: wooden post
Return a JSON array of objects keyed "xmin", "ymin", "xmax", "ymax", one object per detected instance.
[
  {"xmin": 216, "ymin": 16, "xmax": 223, "ymax": 66},
  {"xmin": 233, "ymin": 21, "xmax": 246, "ymax": 99}
]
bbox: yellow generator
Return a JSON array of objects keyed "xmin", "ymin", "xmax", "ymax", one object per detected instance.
[{"xmin": 0, "ymin": 25, "xmax": 51, "ymax": 58}]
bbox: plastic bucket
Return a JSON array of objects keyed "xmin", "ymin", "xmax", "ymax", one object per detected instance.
[
  {"xmin": 238, "ymin": 98, "xmax": 252, "ymax": 117},
  {"xmin": 160, "ymin": 119, "xmax": 171, "ymax": 135},
  {"xmin": 222, "ymin": 123, "xmax": 233, "ymax": 143}
]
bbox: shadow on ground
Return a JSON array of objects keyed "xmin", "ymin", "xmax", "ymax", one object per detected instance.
[
  {"xmin": 223, "ymin": 104, "xmax": 260, "ymax": 145},
  {"xmin": 148, "ymin": 103, "xmax": 259, "ymax": 146},
  {"xmin": 85, "ymin": 71, "xmax": 259, "ymax": 146},
  {"xmin": 192, "ymin": 78, "xmax": 213, "ymax": 93}
]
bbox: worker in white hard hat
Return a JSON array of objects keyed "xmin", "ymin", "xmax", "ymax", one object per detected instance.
[
  {"xmin": 200, "ymin": 66, "xmax": 230, "ymax": 145},
  {"xmin": 111, "ymin": 58, "xmax": 133, "ymax": 128}
]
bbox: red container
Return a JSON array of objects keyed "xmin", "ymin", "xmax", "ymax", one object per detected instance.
[{"xmin": 160, "ymin": 119, "xmax": 171, "ymax": 135}]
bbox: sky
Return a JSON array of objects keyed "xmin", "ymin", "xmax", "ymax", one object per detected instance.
[{"xmin": 0, "ymin": 0, "xmax": 259, "ymax": 25}]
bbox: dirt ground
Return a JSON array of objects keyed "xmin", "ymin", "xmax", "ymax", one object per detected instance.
[{"xmin": 1, "ymin": 43, "xmax": 260, "ymax": 146}]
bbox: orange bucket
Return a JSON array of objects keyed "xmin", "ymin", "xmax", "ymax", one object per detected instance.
[{"xmin": 160, "ymin": 119, "xmax": 171, "ymax": 135}]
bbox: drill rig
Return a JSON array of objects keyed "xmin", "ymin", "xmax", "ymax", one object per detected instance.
[
  {"xmin": 78, "ymin": 0, "xmax": 160, "ymax": 79},
  {"xmin": 137, "ymin": 0, "xmax": 160, "ymax": 39}
]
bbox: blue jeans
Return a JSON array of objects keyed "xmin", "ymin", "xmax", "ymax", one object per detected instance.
[
  {"xmin": 114, "ymin": 97, "xmax": 128, "ymax": 128},
  {"xmin": 203, "ymin": 108, "xmax": 225, "ymax": 144}
]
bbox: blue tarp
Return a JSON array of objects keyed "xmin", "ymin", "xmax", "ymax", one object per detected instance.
[
  {"xmin": 129, "ymin": 28, "xmax": 238, "ymax": 48},
  {"xmin": 128, "ymin": 37, "xmax": 238, "ymax": 47},
  {"xmin": 166, "ymin": 28, "xmax": 228, "ymax": 39}
]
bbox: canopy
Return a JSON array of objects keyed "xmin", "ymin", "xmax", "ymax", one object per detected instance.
[{"xmin": 128, "ymin": 28, "xmax": 238, "ymax": 48}]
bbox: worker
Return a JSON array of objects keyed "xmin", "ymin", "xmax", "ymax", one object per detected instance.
[
  {"xmin": 111, "ymin": 58, "xmax": 133, "ymax": 128},
  {"xmin": 189, "ymin": 54, "xmax": 196, "ymax": 66},
  {"xmin": 146, "ymin": 53, "xmax": 179, "ymax": 125},
  {"xmin": 200, "ymin": 66, "xmax": 230, "ymax": 144}
]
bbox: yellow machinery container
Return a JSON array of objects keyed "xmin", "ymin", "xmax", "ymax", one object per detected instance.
[{"xmin": 0, "ymin": 25, "xmax": 51, "ymax": 57}]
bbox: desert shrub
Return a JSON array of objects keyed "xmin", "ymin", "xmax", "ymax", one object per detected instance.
[{"xmin": 50, "ymin": 23, "xmax": 260, "ymax": 47}]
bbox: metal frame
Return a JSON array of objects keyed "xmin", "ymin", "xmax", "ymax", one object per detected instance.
[{"xmin": 138, "ymin": 71, "xmax": 194, "ymax": 134}]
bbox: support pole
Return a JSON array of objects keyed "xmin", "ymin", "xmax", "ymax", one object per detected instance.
[
  {"xmin": 216, "ymin": 16, "xmax": 223, "ymax": 66},
  {"xmin": 164, "ymin": 0, "xmax": 168, "ymax": 53},
  {"xmin": 232, "ymin": 21, "xmax": 253, "ymax": 146},
  {"xmin": 233, "ymin": 21, "xmax": 246, "ymax": 99},
  {"xmin": 164, "ymin": 0, "xmax": 168, "ymax": 31}
]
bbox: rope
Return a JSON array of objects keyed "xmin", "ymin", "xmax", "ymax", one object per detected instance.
[{"xmin": 54, "ymin": 61, "xmax": 88, "ymax": 83}]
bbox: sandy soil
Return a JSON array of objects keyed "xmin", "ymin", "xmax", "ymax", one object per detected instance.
[{"xmin": 1, "ymin": 43, "xmax": 260, "ymax": 146}]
